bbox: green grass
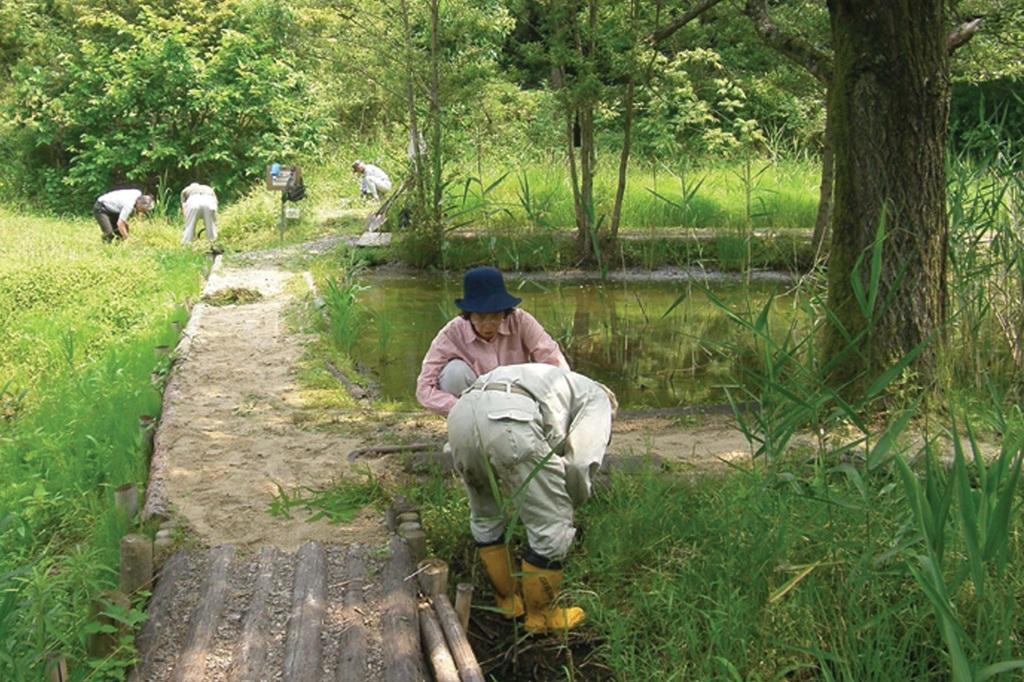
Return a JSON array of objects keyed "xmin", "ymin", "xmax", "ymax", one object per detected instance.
[
  {"xmin": 449, "ymin": 157, "xmax": 820, "ymax": 232},
  {"xmin": 0, "ymin": 209, "xmax": 205, "ymax": 680}
]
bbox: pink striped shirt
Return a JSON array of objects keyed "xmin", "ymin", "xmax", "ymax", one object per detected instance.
[{"xmin": 416, "ymin": 309, "xmax": 569, "ymax": 415}]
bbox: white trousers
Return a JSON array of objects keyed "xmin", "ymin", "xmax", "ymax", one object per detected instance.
[
  {"xmin": 360, "ymin": 176, "xmax": 392, "ymax": 200},
  {"xmin": 182, "ymin": 195, "xmax": 218, "ymax": 243}
]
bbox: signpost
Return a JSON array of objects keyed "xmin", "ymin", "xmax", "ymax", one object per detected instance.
[{"xmin": 266, "ymin": 164, "xmax": 304, "ymax": 240}]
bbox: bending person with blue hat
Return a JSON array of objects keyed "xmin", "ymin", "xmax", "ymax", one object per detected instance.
[{"xmin": 416, "ymin": 266, "xmax": 569, "ymax": 416}]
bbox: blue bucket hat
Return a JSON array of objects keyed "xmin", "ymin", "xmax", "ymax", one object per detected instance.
[{"xmin": 455, "ymin": 267, "xmax": 522, "ymax": 313}]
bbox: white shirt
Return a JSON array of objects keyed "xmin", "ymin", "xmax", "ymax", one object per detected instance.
[
  {"xmin": 363, "ymin": 164, "xmax": 392, "ymax": 190},
  {"xmin": 97, "ymin": 189, "xmax": 142, "ymax": 222}
]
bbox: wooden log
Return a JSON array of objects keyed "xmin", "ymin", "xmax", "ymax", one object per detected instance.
[
  {"xmin": 114, "ymin": 483, "xmax": 138, "ymax": 521},
  {"xmin": 227, "ymin": 547, "xmax": 278, "ymax": 681},
  {"xmin": 128, "ymin": 551, "xmax": 188, "ymax": 682},
  {"xmin": 454, "ymin": 583, "xmax": 474, "ymax": 633},
  {"xmin": 87, "ymin": 589, "xmax": 131, "ymax": 659},
  {"xmin": 336, "ymin": 546, "xmax": 368, "ymax": 681},
  {"xmin": 170, "ymin": 545, "xmax": 235, "ymax": 682},
  {"xmin": 434, "ymin": 594, "xmax": 485, "ymax": 682},
  {"xmin": 396, "ymin": 511, "xmax": 421, "ymax": 525},
  {"xmin": 382, "ymin": 536, "xmax": 427, "ymax": 682},
  {"xmin": 417, "ymin": 559, "xmax": 449, "ymax": 598},
  {"xmin": 418, "ymin": 603, "xmax": 460, "ymax": 682},
  {"xmin": 283, "ymin": 542, "xmax": 327, "ymax": 682},
  {"xmin": 119, "ymin": 534, "xmax": 153, "ymax": 597},
  {"xmin": 46, "ymin": 653, "xmax": 68, "ymax": 682}
]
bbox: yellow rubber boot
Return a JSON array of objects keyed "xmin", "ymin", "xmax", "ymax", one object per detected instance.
[
  {"xmin": 521, "ymin": 560, "xmax": 586, "ymax": 634},
  {"xmin": 478, "ymin": 544, "xmax": 525, "ymax": 618}
]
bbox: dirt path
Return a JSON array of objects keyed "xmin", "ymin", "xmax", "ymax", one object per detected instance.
[{"xmin": 148, "ymin": 258, "xmax": 390, "ymax": 550}]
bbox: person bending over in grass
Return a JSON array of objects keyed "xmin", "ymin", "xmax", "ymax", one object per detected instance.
[
  {"xmin": 446, "ymin": 362, "xmax": 616, "ymax": 633},
  {"xmin": 352, "ymin": 160, "xmax": 392, "ymax": 201},
  {"xmin": 415, "ymin": 266, "xmax": 569, "ymax": 416},
  {"xmin": 93, "ymin": 188, "xmax": 154, "ymax": 243},
  {"xmin": 180, "ymin": 182, "xmax": 219, "ymax": 245}
]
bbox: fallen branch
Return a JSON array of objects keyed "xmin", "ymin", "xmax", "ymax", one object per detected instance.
[{"xmin": 348, "ymin": 442, "xmax": 438, "ymax": 462}]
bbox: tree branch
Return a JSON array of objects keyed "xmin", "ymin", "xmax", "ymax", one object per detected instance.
[
  {"xmin": 743, "ymin": 0, "xmax": 832, "ymax": 85},
  {"xmin": 947, "ymin": 18, "xmax": 982, "ymax": 53},
  {"xmin": 648, "ymin": 0, "xmax": 728, "ymax": 44}
]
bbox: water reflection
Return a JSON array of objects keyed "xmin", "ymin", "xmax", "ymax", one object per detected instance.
[{"xmin": 356, "ymin": 273, "xmax": 792, "ymax": 409}]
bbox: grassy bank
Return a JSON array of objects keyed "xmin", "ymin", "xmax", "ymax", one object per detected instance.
[{"xmin": 0, "ymin": 210, "xmax": 205, "ymax": 679}]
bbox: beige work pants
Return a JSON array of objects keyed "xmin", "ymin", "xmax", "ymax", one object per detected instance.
[{"xmin": 447, "ymin": 390, "xmax": 577, "ymax": 560}]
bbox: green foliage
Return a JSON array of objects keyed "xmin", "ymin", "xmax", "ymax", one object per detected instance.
[
  {"xmin": 1, "ymin": 0, "xmax": 323, "ymax": 209},
  {"xmin": 0, "ymin": 209, "xmax": 203, "ymax": 679},
  {"xmin": 268, "ymin": 469, "xmax": 387, "ymax": 524},
  {"xmin": 320, "ymin": 255, "xmax": 370, "ymax": 356}
]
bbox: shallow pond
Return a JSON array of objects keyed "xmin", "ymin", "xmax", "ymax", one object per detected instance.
[{"xmin": 355, "ymin": 272, "xmax": 795, "ymax": 409}]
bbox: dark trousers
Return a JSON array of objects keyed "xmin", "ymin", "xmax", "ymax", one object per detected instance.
[{"xmin": 93, "ymin": 202, "xmax": 122, "ymax": 242}]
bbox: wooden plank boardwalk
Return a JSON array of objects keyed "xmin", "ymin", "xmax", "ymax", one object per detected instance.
[{"xmin": 130, "ymin": 538, "xmax": 426, "ymax": 682}]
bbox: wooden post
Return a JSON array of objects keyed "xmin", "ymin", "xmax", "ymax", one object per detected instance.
[
  {"xmin": 387, "ymin": 497, "xmax": 416, "ymax": 531},
  {"xmin": 87, "ymin": 590, "xmax": 131, "ymax": 658},
  {"xmin": 416, "ymin": 559, "xmax": 448, "ymax": 598},
  {"xmin": 138, "ymin": 415, "xmax": 157, "ymax": 457},
  {"xmin": 418, "ymin": 603, "xmax": 459, "ymax": 682},
  {"xmin": 114, "ymin": 483, "xmax": 138, "ymax": 521},
  {"xmin": 396, "ymin": 511, "xmax": 420, "ymax": 526},
  {"xmin": 153, "ymin": 529, "xmax": 174, "ymax": 567},
  {"xmin": 454, "ymin": 583, "xmax": 473, "ymax": 633},
  {"xmin": 397, "ymin": 521, "xmax": 421, "ymax": 536},
  {"xmin": 403, "ymin": 529, "xmax": 427, "ymax": 564},
  {"xmin": 433, "ymin": 594, "xmax": 485, "ymax": 682},
  {"xmin": 119, "ymin": 534, "xmax": 153, "ymax": 596},
  {"xmin": 46, "ymin": 653, "xmax": 68, "ymax": 682}
]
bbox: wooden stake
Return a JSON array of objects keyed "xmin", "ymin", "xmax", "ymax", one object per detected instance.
[
  {"xmin": 454, "ymin": 583, "xmax": 473, "ymax": 633},
  {"xmin": 46, "ymin": 653, "xmax": 68, "ymax": 682},
  {"xmin": 397, "ymin": 521, "xmax": 422, "ymax": 536},
  {"xmin": 433, "ymin": 594, "xmax": 484, "ymax": 682},
  {"xmin": 153, "ymin": 531, "xmax": 175, "ymax": 568},
  {"xmin": 138, "ymin": 415, "xmax": 157, "ymax": 457},
  {"xmin": 119, "ymin": 534, "xmax": 153, "ymax": 596},
  {"xmin": 403, "ymin": 529, "xmax": 427, "ymax": 564},
  {"xmin": 396, "ymin": 511, "xmax": 420, "ymax": 526},
  {"xmin": 418, "ymin": 603, "xmax": 459, "ymax": 682},
  {"xmin": 416, "ymin": 559, "xmax": 449, "ymax": 597},
  {"xmin": 87, "ymin": 590, "xmax": 131, "ymax": 658},
  {"xmin": 114, "ymin": 483, "xmax": 138, "ymax": 521}
]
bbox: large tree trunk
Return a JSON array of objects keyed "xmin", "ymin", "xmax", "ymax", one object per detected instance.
[{"xmin": 825, "ymin": 1, "xmax": 949, "ymax": 396}]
